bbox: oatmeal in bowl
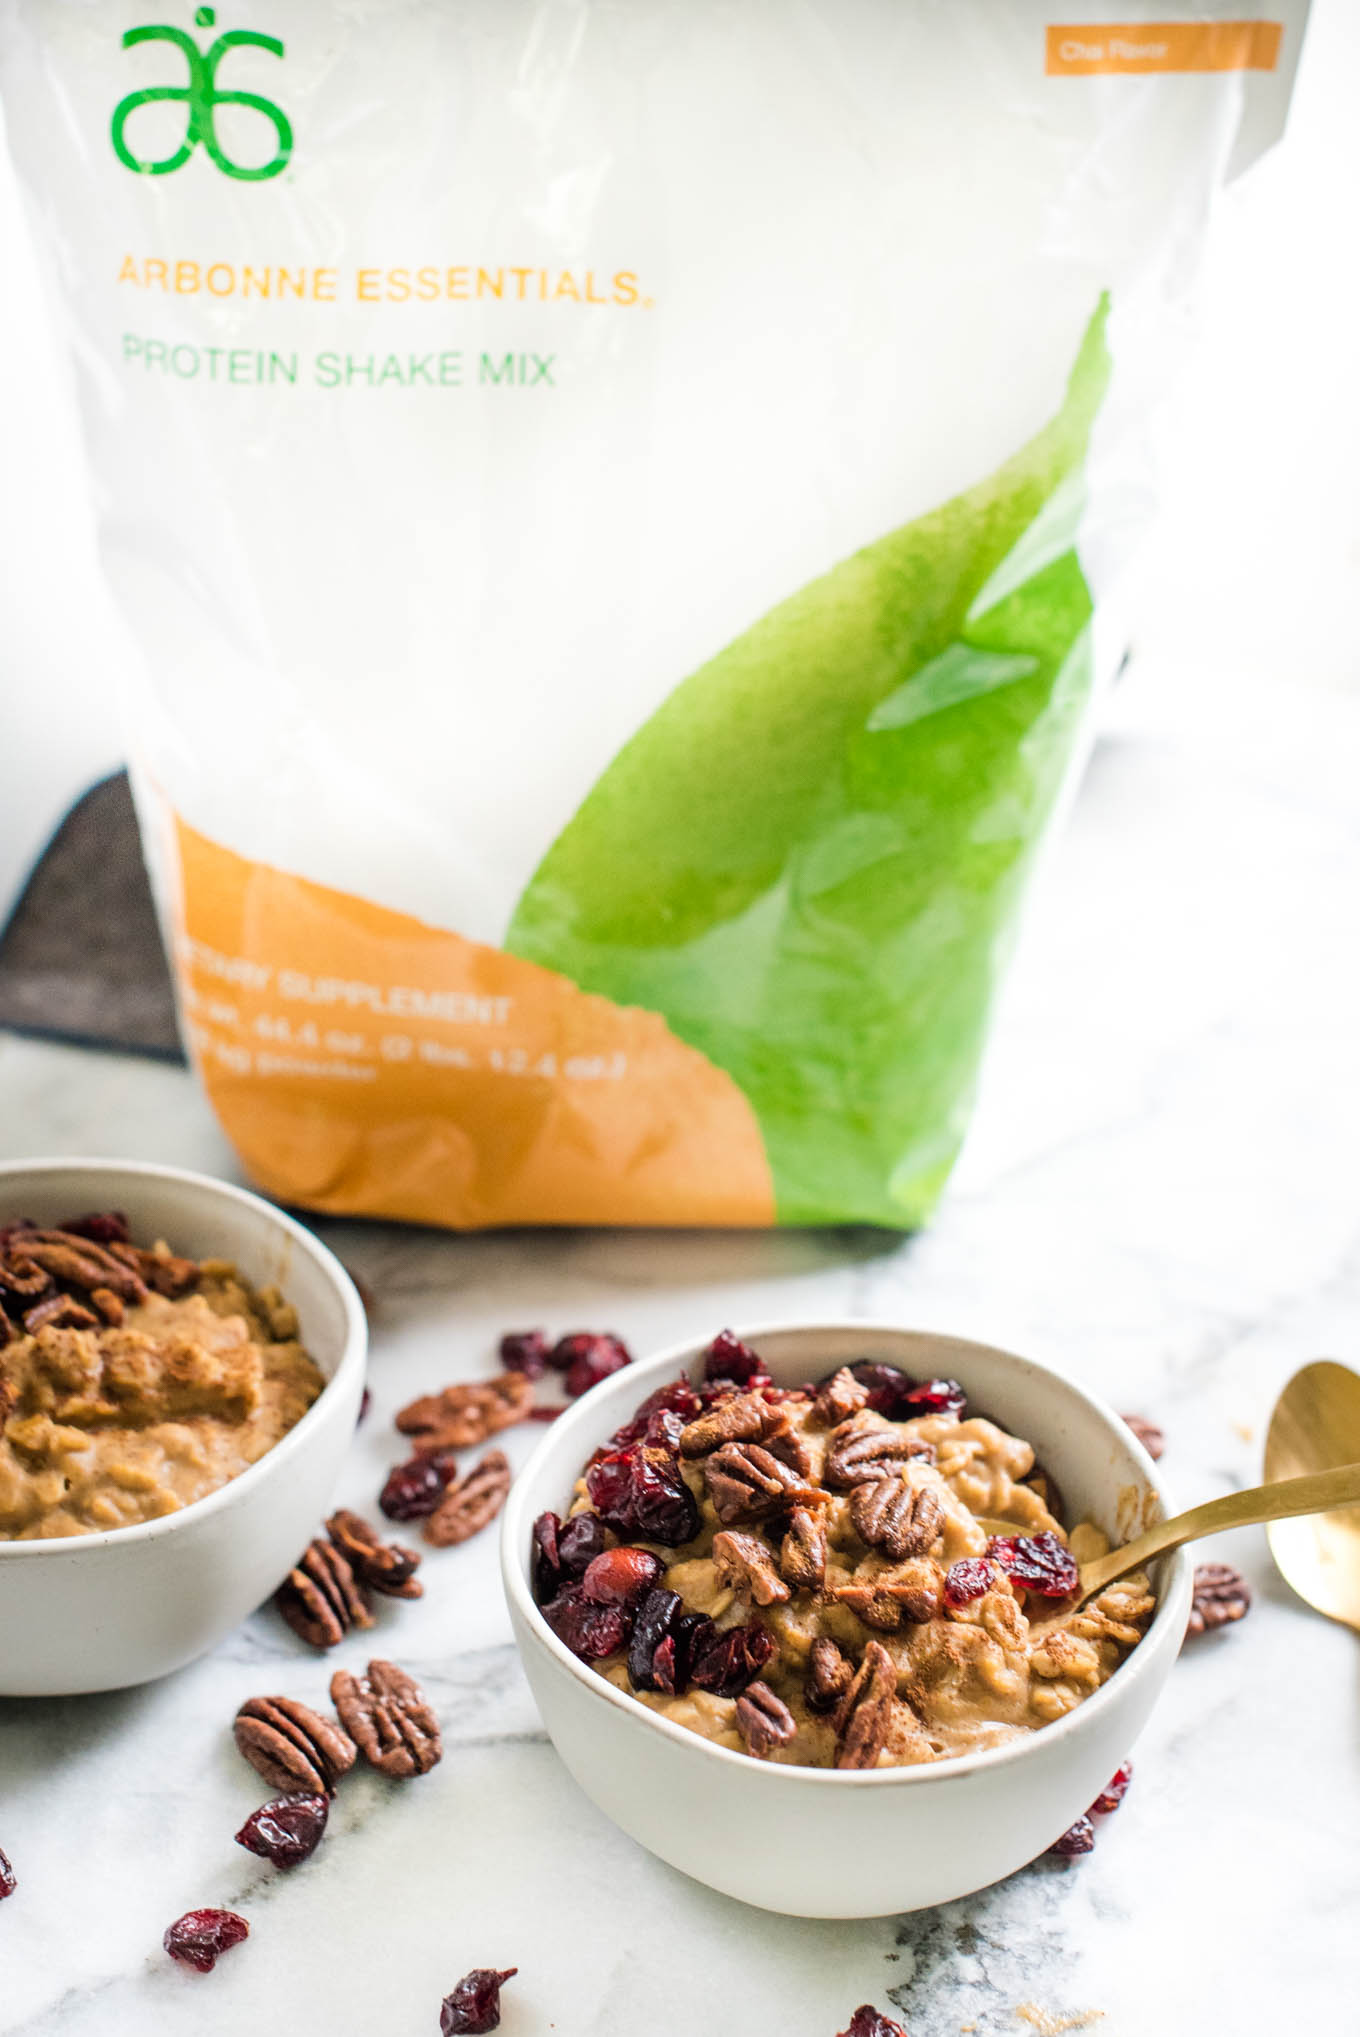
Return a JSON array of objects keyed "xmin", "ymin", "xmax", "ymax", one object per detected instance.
[
  {"xmin": 529, "ymin": 1331, "xmax": 1155, "ymax": 1770},
  {"xmin": 0, "ymin": 1160, "xmax": 365, "ymax": 1697},
  {"xmin": 0, "ymin": 1214, "xmax": 325, "ymax": 1540},
  {"xmin": 502, "ymin": 1321, "xmax": 1191, "ymax": 1916}
]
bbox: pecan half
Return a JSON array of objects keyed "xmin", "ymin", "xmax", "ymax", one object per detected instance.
[
  {"xmin": 331, "ymin": 1659, "xmax": 442, "ymax": 1778},
  {"xmin": 779, "ymin": 1506, "xmax": 827, "ymax": 1588},
  {"xmin": 16, "ymin": 1232, "xmax": 149, "ymax": 1303},
  {"xmin": 276, "ymin": 1538, "xmax": 374, "ymax": 1648},
  {"xmin": 734, "ymin": 1679, "xmax": 796, "ymax": 1758},
  {"xmin": 1121, "ymin": 1413, "xmax": 1165, "ymax": 1462},
  {"xmin": 108, "ymin": 1239, "xmax": 199, "ymax": 1297},
  {"xmin": 424, "ymin": 1449, "xmax": 512, "ymax": 1548},
  {"xmin": 326, "ymin": 1508, "xmax": 423, "ymax": 1599},
  {"xmin": 678, "ymin": 1393, "xmax": 773, "ymax": 1457},
  {"xmin": 1186, "ymin": 1562, "xmax": 1251, "ymax": 1638},
  {"xmin": 703, "ymin": 1442, "xmax": 823, "ymax": 1525},
  {"xmin": 850, "ymin": 1477, "xmax": 944, "ymax": 1560},
  {"xmin": 712, "ymin": 1529, "xmax": 791, "ymax": 1607},
  {"xmin": 834, "ymin": 1640, "xmax": 899, "ymax": 1769},
  {"xmin": 0, "ymin": 1366, "xmax": 14, "ymax": 1433},
  {"xmin": 830, "ymin": 1558, "xmax": 941, "ymax": 1631},
  {"xmin": 825, "ymin": 1416, "xmax": 934, "ymax": 1490},
  {"xmin": 233, "ymin": 1695, "xmax": 357, "ymax": 1795},
  {"xmin": 0, "ymin": 1253, "xmax": 51, "ymax": 1299},
  {"xmin": 806, "ymin": 1636, "xmax": 854, "ymax": 1714},
  {"xmin": 396, "ymin": 1373, "xmax": 533, "ymax": 1453},
  {"xmin": 809, "ymin": 1367, "xmax": 869, "ymax": 1429},
  {"xmin": 22, "ymin": 1293, "xmax": 98, "ymax": 1334}
]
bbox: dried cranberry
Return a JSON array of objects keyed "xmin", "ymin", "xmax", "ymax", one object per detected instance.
[
  {"xmin": 902, "ymin": 1377, "xmax": 966, "ymax": 1419},
  {"xmin": 689, "ymin": 1618, "xmax": 776, "ymax": 1698},
  {"xmin": 440, "ymin": 1966, "xmax": 518, "ymax": 2034},
  {"xmin": 943, "ymin": 1557, "xmax": 994, "ymax": 1607},
  {"xmin": 500, "ymin": 1330, "xmax": 551, "ymax": 1378},
  {"xmin": 531, "ymin": 1510, "xmax": 564, "ymax": 1601},
  {"xmin": 702, "ymin": 1329, "xmax": 769, "ymax": 1387},
  {"xmin": 1090, "ymin": 1761, "xmax": 1132, "ymax": 1816},
  {"xmin": 1048, "ymin": 1814, "xmax": 1096, "ymax": 1858},
  {"xmin": 379, "ymin": 1453, "xmax": 451, "ymax": 1521},
  {"xmin": 541, "ymin": 1582, "xmax": 630, "ymax": 1661},
  {"xmin": 586, "ymin": 1444, "xmax": 700, "ymax": 1546},
  {"xmin": 527, "ymin": 1405, "xmax": 563, "ymax": 1421},
  {"xmin": 627, "ymin": 1588, "xmax": 683, "ymax": 1691},
  {"xmin": 838, "ymin": 2009, "xmax": 908, "ymax": 2037},
  {"xmin": 0, "ymin": 1848, "xmax": 15, "ymax": 1899},
  {"xmin": 356, "ymin": 1387, "xmax": 372, "ymax": 1425},
  {"xmin": 845, "ymin": 1361, "xmax": 917, "ymax": 1417},
  {"xmin": 557, "ymin": 1332, "xmax": 632, "ymax": 1398},
  {"xmin": 234, "ymin": 1793, "xmax": 329, "ymax": 1869},
  {"xmin": 556, "ymin": 1511, "xmax": 607, "ymax": 1577},
  {"xmin": 582, "ymin": 1545, "xmax": 664, "ymax": 1606},
  {"xmin": 58, "ymin": 1209, "xmax": 130, "ymax": 1245},
  {"xmin": 163, "ymin": 1908, "xmax": 250, "ymax": 1972},
  {"xmin": 986, "ymin": 1530, "xmax": 1079, "ymax": 1598},
  {"xmin": 607, "ymin": 1376, "xmax": 703, "ymax": 1450}
]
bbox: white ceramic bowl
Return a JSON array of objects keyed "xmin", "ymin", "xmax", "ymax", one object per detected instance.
[
  {"xmin": 0, "ymin": 1158, "xmax": 366, "ymax": 1697},
  {"xmin": 503, "ymin": 1321, "xmax": 1192, "ymax": 1918}
]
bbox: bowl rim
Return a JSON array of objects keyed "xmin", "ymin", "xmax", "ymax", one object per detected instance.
[
  {"xmin": 502, "ymin": 1317, "xmax": 1194, "ymax": 1791},
  {"xmin": 0, "ymin": 1155, "xmax": 367, "ymax": 1560}
]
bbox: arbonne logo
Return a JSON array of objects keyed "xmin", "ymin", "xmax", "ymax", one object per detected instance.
[{"xmin": 111, "ymin": 7, "xmax": 292, "ymax": 180}]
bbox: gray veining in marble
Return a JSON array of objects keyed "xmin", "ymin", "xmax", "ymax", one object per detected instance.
[{"xmin": 2, "ymin": 662, "xmax": 1358, "ymax": 2033}]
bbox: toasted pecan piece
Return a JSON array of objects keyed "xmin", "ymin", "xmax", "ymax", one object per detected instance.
[
  {"xmin": 734, "ymin": 1680, "xmax": 796, "ymax": 1758},
  {"xmin": 808, "ymin": 1367, "xmax": 869, "ymax": 1429},
  {"xmin": 396, "ymin": 1373, "xmax": 533, "ymax": 1453},
  {"xmin": 779, "ymin": 1505, "xmax": 828, "ymax": 1588},
  {"xmin": 712, "ymin": 1529, "xmax": 791, "ymax": 1607},
  {"xmin": 703, "ymin": 1442, "xmax": 825, "ymax": 1525},
  {"xmin": 833, "ymin": 1640, "xmax": 899, "ymax": 1769},
  {"xmin": 824, "ymin": 1413, "xmax": 933, "ymax": 1489},
  {"xmin": 331, "ymin": 1659, "xmax": 442, "ymax": 1778},
  {"xmin": 850, "ymin": 1476, "xmax": 944, "ymax": 1560}
]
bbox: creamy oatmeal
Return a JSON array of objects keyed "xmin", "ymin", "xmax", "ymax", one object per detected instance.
[
  {"xmin": 0, "ymin": 1218, "xmax": 324, "ymax": 1539},
  {"xmin": 532, "ymin": 1335, "xmax": 1155, "ymax": 1769}
]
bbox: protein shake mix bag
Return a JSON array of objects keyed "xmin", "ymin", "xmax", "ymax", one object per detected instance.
[{"xmin": 0, "ymin": 4, "xmax": 1307, "ymax": 1228}]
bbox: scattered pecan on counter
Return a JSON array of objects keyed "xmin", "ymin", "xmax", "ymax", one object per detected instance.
[
  {"xmin": 331, "ymin": 1658, "xmax": 443, "ymax": 1778},
  {"xmin": 327, "ymin": 1508, "xmax": 424, "ymax": 1599},
  {"xmin": 424, "ymin": 1450, "xmax": 512, "ymax": 1548},
  {"xmin": 395, "ymin": 1373, "xmax": 534, "ymax": 1453},
  {"xmin": 275, "ymin": 1538, "xmax": 374, "ymax": 1648},
  {"xmin": 1185, "ymin": 1562, "xmax": 1251, "ymax": 1638},
  {"xmin": 234, "ymin": 1693, "xmax": 358, "ymax": 1794}
]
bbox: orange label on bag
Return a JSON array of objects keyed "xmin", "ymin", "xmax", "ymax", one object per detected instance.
[
  {"xmin": 1046, "ymin": 21, "xmax": 1282, "ymax": 74},
  {"xmin": 170, "ymin": 815, "xmax": 774, "ymax": 1229}
]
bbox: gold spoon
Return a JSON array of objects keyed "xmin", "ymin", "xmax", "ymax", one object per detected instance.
[
  {"xmin": 1072, "ymin": 1460, "xmax": 1360, "ymax": 1611},
  {"xmin": 1263, "ymin": 1360, "xmax": 1360, "ymax": 1632}
]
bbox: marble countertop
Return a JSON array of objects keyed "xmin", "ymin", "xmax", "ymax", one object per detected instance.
[{"xmin": 2, "ymin": 661, "xmax": 1358, "ymax": 2036}]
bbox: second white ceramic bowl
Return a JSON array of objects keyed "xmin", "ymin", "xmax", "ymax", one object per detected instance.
[
  {"xmin": 503, "ymin": 1321, "xmax": 1192, "ymax": 1917},
  {"xmin": 0, "ymin": 1159, "xmax": 367, "ymax": 1697}
]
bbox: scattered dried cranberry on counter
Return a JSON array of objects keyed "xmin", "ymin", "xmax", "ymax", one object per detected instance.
[
  {"xmin": 1048, "ymin": 1813, "xmax": 1096, "ymax": 1858},
  {"xmin": 986, "ymin": 1529, "xmax": 1078, "ymax": 1598},
  {"xmin": 527, "ymin": 1405, "xmax": 563, "ymax": 1421},
  {"xmin": 548, "ymin": 1331, "xmax": 631, "ymax": 1397},
  {"xmin": 500, "ymin": 1330, "xmax": 551, "ymax": 1378},
  {"xmin": 235, "ymin": 1793, "xmax": 329, "ymax": 1869},
  {"xmin": 379, "ymin": 1453, "xmax": 452, "ymax": 1522},
  {"xmin": 163, "ymin": 1908, "xmax": 250, "ymax": 1972},
  {"xmin": 703, "ymin": 1328, "xmax": 770, "ymax": 1388},
  {"xmin": 356, "ymin": 1387, "xmax": 372, "ymax": 1426},
  {"xmin": 943, "ymin": 1557, "xmax": 994, "ymax": 1607},
  {"xmin": 1121, "ymin": 1412, "xmax": 1165, "ymax": 1460},
  {"xmin": 440, "ymin": 1966, "xmax": 518, "ymax": 2034},
  {"xmin": 586, "ymin": 1442, "xmax": 700, "ymax": 1545},
  {"xmin": 0, "ymin": 1847, "xmax": 15, "ymax": 1899},
  {"xmin": 1091, "ymin": 1760, "xmax": 1133, "ymax": 1815},
  {"xmin": 581, "ymin": 1545, "xmax": 664, "ymax": 1606},
  {"xmin": 541, "ymin": 1583, "xmax": 631, "ymax": 1661},
  {"xmin": 836, "ymin": 2007, "xmax": 908, "ymax": 2037}
]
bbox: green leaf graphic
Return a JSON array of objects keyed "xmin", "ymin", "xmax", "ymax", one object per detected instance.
[{"xmin": 507, "ymin": 300, "xmax": 1112, "ymax": 1226}]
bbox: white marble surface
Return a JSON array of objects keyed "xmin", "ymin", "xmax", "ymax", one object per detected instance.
[{"xmin": 2, "ymin": 659, "xmax": 1359, "ymax": 2034}]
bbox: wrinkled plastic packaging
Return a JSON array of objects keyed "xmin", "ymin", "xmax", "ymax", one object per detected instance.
[{"xmin": 0, "ymin": 1, "xmax": 1309, "ymax": 1227}]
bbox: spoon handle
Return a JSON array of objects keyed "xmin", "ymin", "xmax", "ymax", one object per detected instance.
[{"xmin": 1078, "ymin": 1461, "xmax": 1360, "ymax": 1599}]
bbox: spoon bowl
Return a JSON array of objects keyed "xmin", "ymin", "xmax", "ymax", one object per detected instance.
[{"xmin": 1264, "ymin": 1361, "xmax": 1360, "ymax": 1633}]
